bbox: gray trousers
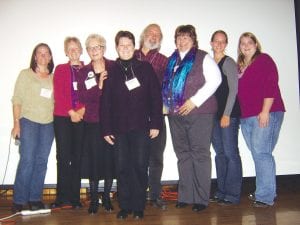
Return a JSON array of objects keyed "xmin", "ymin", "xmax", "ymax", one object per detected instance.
[{"xmin": 168, "ymin": 113, "xmax": 214, "ymax": 205}]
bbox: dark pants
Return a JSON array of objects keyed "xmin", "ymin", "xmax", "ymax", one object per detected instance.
[
  {"xmin": 54, "ymin": 116, "xmax": 84, "ymax": 204},
  {"xmin": 148, "ymin": 118, "xmax": 166, "ymax": 200},
  {"xmin": 114, "ymin": 130, "xmax": 150, "ymax": 211},
  {"xmin": 168, "ymin": 114, "xmax": 214, "ymax": 205}
]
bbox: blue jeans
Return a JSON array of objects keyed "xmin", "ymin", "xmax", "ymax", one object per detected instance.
[
  {"xmin": 13, "ymin": 118, "xmax": 54, "ymax": 205},
  {"xmin": 211, "ymin": 117, "xmax": 242, "ymax": 203},
  {"xmin": 241, "ymin": 112, "xmax": 284, "ymax": 205}
]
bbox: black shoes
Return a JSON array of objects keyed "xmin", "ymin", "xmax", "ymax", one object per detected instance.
[
  {"xmin": 12, "ymin": 201, "xmax": 47, "ymax": 213},
  {"xmin": 175, "ymin": 202, "xmax": 188, "ymax": 208},
  {"xmin": 29, "ymin": 201, "xmax": 45, "ymax": 211},
  {"xmin": 102, "ymin": 198, "xmax": 114, "ymax": 212},
  {"xmin": 218, "ymin": 199, "xmax": 234, "ymax": 206},
  {"xmin": 192, "ymin": 204, "xmax": 207, "ymax": 212},
  {"xmin": 116, "ymin": 209, "xmax": 143, "ymax": 219},
  {"xmin": 72, "ymin": 202, "xmax": 83, "ymax": 209},
  {"xmin": 150, "ymin": 198, "xmax": 167, "ymax": 210},
  {"xmin": 253, "ymin": 201, "xmax": 270, "ymax": 208},
  {"xmin": 11, "ymin": 203, "xmax": 23, "ymax": 213},
  {"xmin": 88, "ymin": 197, "xmax": 113, "ymax": 213},
  {"xmin": 116, "ymin": 209, "xmax": 132, "ymax": 219},
  {"xmin": 176, "ymin": 202, "xmax": 207, "ymax": 212},
  {"xmin": 88, "ymin": 201, "xmax": 99, "ymax": 214},
  {"xmin": 210, "ymin": 196, "xmax": 238, "ymax": 206},
  {"xmin": 50, "ymin": 202, "xmax": 61, "ymax": 209},
  {"xmin": 50, "ymin": 201, "xmax": 72, "ymax": 209},
  {"xmin": 209, "ymin": 196, "xmax": 221, "ymax": 203},
  {"xmin": 248, "ymin": 193, "xmax": 256, "ymax": 201},
  {"xmin": 248, "ymin": 193, "xmax": 274, "ymax": 207},
  {"xmin": 133, "ymin": 211, "xmax": 144, "ymax": 219}
]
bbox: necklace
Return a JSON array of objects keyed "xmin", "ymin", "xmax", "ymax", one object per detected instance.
[
  {"xmin": 71, "ymin": 64, "xmax": 81, "ymax": 72},
  {"xmin": 119, "ymin": 60, "xmax": 131, "ymax": 72}
]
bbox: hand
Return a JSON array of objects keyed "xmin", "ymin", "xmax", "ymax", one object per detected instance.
[
  {"xmin": 257, "ymin": 111, "xmax": 270, "ymax": 128},
  {"xmin": 104, "ymin": 135, "xmax": 115, "ymax": 145},
  {"xmin": 178, "ymin": 99, "xmax": 196, "ymax": 116},
  {"xmin": 76, "ymin": 107, "xmax": 85, "ymax": 118},
  {"xmin": 220, "ymin": 115, "xmax": 230, "ymax": 128},
  {"xmin": 99, "ymin": 70, "xmax": 108, "ymax": 89},
  {"xmin": 68, "ymin": 110, "xmax": 83, "ymax": 123},
  {"xmin": 11, "ymin": 126, "xmax": 20, "ymax": 139},
  {"xmin": 149, "ymin": 129, "xmax": 159, "ymax": 139}
]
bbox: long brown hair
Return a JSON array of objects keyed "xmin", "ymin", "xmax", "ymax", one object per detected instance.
[
  {"xmin": 29, "ymin": 43, "xmax": 54, "ymax": 73},
  {"xmin": 237, "ymin": 32, "xmax": 262, "ymax": 70}
]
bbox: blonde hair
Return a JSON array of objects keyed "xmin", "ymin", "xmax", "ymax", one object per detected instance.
[
  {"xmin": 85, "ymin": 34, "xmax": 106, "ymax": 50},
  {"xmin": 237, "ymin": 32, "xmax": 262, "ymax": 69},
  {"xmin": 64, "ymin": 36, "xmax": 83, "ymax": 55}
]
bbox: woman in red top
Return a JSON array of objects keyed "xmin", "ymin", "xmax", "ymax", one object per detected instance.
[
  {"xmin": 237, "ymin": 32, "xmax": 285, "ymax": 207},
  {"xmin": 52, "ymin": 37, "xmax": 85, "ymax": 209}
]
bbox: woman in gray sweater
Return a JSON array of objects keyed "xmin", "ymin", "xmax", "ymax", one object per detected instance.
[{"xmin": 210, "ymin": 30, "xmax": 242, "ymax": 205}]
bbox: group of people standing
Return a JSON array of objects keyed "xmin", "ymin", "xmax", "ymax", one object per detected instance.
[{"xmin": 10, "ymin": 23, "xmax": 285, "ymax": 219}]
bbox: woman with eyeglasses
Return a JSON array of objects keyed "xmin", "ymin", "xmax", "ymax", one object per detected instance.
[{"xmin": 77, "ymin": 34, "xmax": 115, "ymax": 214}]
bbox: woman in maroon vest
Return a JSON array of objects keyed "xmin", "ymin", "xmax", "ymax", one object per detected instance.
[{"xmin": 162, "ymin": 25, "xmax": 221, "ymax": 212}]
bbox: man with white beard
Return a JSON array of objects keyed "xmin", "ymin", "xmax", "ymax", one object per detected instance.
[{"xmin": 135, "ymin": 23, "xmax": 168, "ymax": 209}]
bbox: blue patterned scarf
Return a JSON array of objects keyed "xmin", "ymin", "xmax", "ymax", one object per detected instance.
[{"xmin": 162, "ymin": 47, "xmax": 196, "ymax": 113}]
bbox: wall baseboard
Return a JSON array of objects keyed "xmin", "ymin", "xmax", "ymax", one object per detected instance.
[{"xmin": 1, "ymin": 174, "xmax": 299, "ymax": 194}]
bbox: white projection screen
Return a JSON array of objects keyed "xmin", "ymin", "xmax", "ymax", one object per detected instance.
[{"xmin": 0, "ymin": 0, "xmax": 299, "ymax": 186}]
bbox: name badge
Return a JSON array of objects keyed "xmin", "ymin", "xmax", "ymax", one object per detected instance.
[
  {"xmin": 125, "ymin": 77, "xmax": 140, "ymax": 91},
  {"xmin": 85, "ymin": 78, "xmax": 97, "ymax": 90},
  {"xmin": 40, "ymin": 88, "xmax": 52, "ymax": 98},
  {"xmin": 73, "ymin": 81, "xmax": 78, "ymax": 90}
]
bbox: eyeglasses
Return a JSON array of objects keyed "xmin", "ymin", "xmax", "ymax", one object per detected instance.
[{"xmin": 87, "ymin": 45, "xmax": 105, "ymax": 51}]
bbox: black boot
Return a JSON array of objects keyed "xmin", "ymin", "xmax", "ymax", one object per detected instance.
[
  {"xmin": 88, "ymin": 180, "xmax": 99, "ymax": 214},
  {"xmin": 102, "ymin": 178, "xmax": 114, "ymax": 211}
]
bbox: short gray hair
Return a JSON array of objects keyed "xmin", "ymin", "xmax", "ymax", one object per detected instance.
[{"xmin": 85, "ymin": 34, "xmax": 106, "ymax": 49}]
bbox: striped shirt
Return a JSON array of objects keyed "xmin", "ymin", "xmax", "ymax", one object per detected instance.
[{"xmin": 135, "ymin": 49, "xmax": 168, "ymax": 85}]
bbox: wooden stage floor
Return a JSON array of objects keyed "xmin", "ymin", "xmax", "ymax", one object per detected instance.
[{"xmin": 1, "ymin": 176, "xmax": 299, "ymax": 225}]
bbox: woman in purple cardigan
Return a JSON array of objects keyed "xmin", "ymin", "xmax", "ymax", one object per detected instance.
[
  {"xmin": 77, "ymin": 34, "xmax": 115, "ymax": 214},
  {"xmin": 237, "ymin": 32, "xmax": 285, "ymax": 208},
  {"xmin": 101, "ymin": 31, "xmax": 163, "ymax": 220}
]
